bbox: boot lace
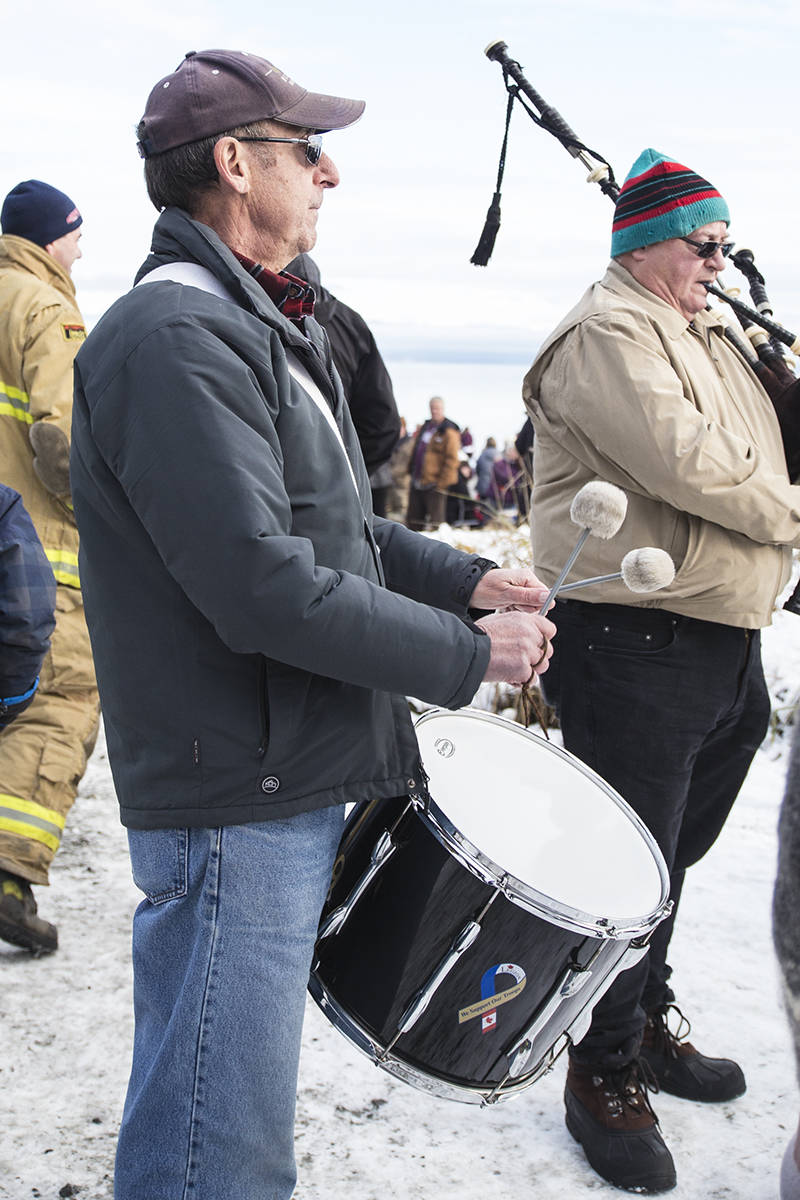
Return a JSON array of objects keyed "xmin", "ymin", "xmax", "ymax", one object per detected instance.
[
  {"xmin": 646, "ymin": 1003, "xmax": 693, "ymax": 1060},
  {"xmin": 596, "ymin": 1056, "xmax": 660, "ymax": 1120}
]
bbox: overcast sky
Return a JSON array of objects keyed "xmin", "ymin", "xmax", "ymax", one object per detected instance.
[{"xmin": 2, "ymin": 0, "xmax": 798, "ymax": 361}]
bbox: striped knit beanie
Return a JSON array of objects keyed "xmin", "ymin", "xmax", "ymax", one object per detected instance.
[{"xmin": 611, "ymin": 149, "xmax": 729, "ymax": 257}]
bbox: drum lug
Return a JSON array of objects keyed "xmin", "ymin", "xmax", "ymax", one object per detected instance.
[
  {"xmin": 617, "ymin": 941, "xmax": 650, "ymax": 971},
  {"xmin": 483, "ymin": 1034, "xmax": 571, "ymax": 1105},
  {"xmin": 505, "ymin": 1037, "xmax": 534, "ymax": 1080},
  {"xmin": 563, "ymin": 937, "xmax": 653, "ymax": 1048},
  {"xmin": 504, "ymin": 954, "xmax": 602, "ymax": 1079},
  {"xmin": 317, "ymin": 829, "xmax": 397, "ymax": 942},
  {"xmin": 386, "ymin": 919, "xmax": 483, "ymax": 1047}
]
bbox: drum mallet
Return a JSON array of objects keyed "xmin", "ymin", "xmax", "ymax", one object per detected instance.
[
  {"xmin": 557, "ymin": 547, "xmax": 675, "ymax": 596},
  {"xmin": 539, "ymin": 481, "xmax": 628, "ymax": 612}
]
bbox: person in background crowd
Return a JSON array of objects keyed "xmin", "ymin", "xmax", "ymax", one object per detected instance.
[
  {"xmin": 286, "ymin": 252, "xmax": 400, "ymax": 515},
  {"xmin": 524, "ymin": 147, "xmax": 800, "ymax": 1193},
  {"xmin": 70, "ymin": 47, "xmax": 557, "ymax": 1200},
  {"xmin": 405, "ymin": 396, "xmax": 461, "ymax": 530},
  {"xmin": 386, "ymin": 415, "xmax": 413, "ymax": 522},
  {"xmin": 446, "ymin": 454, "xmax": 477, "ymax": 526},
  {"xmin": 775, "ymin": 721, "xmax": 800, "ymax": 1200},
  {"xmin": 489, "ymin": 444, "xmax": 525, "ymax": 517},
  {"xmin": 0, "ymin": 180, "xmax": 99, "ymax": 954},
  {"xmin": 514, "ymin": 416, "xmax": 534, "ymax": 520},
  {"xmin": 475, "ymin": 436, "xmax": 499, "ymax": 502}
]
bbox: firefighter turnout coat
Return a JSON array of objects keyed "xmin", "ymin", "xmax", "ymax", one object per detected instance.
[{"xmin": 0, "ymin": 234, "xmax": 98, "ymax": 887}]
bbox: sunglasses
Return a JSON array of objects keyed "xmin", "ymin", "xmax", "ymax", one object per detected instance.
[
  {"xmin": 681, "ymin": 237, "xmax": 734, "ymax": 260},
  {"xmin": 237, "ymin": 133, "xmax": 323, "ymax": 166}
]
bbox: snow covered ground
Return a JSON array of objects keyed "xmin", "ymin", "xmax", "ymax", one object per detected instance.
[{"xmin": 2, "ymin": 538, "xmax": 799, "ymax": 1200}]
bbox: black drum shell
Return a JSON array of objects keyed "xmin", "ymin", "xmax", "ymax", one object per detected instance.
[{"xmin": 312, "ymin": 796, "xmax": 612, "ymax": 1091}]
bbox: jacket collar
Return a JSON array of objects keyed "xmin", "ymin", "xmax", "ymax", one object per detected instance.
[
  {"xmin": 603, "ymin": 259, "xmax": 725, "ymax": 340},
  {"xmin": 0, "ymin": 234, "xmax": 77, "ymax": 303},
  {"xmin": 135, "ymin": 207, "xmax": 312, "ymax": 351}
]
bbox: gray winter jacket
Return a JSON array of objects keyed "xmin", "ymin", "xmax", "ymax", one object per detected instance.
[{"xmin": 70, "ymin": 208, "xmax": 492, "ymax": 829}]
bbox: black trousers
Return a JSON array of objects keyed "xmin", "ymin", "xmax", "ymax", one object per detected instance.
[{"xmin": 542, "ymin": 599, "xmax": 770, "ymax": 1067}]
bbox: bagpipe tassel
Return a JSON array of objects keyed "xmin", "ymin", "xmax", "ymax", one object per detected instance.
[{"xmin": 470, "ymin": 192, "xmax": 503, "ymax": 266}]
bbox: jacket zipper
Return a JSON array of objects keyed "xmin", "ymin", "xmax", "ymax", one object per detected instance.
[{"xmin": 256, "ymin": 658, "xmax": 269, "ymax": 758}]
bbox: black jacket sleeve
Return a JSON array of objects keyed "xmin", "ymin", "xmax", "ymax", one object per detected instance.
[{"xmin": 318, "ymin": 296, "xmax": 401, "ymax": 472}]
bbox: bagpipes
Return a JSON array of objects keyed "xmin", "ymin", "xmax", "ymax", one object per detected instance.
[{"xmin": 472, "ymin": 38, "xmax": 800, "ymax": 614}]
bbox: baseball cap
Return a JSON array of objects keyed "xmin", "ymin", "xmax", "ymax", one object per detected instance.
[{"xmin": 137, "ymin": 49, "xmax": 365, "ymax": 158}]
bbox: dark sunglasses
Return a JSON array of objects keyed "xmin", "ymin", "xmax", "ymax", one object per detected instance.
[
  {"xmin": 681, "ymin": 237, "xmax": 734, "ymax": 260},
  {"xmin": 237, "ymin": 133, "xmax": 323, "ymax": 166}
]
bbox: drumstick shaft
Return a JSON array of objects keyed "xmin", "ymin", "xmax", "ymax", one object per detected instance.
[
  {"xmin": 539, "ymin": 528, "xmax": 591, "ymax": 612},
  {"xmin": 558, "ymin": 571, "xmax": 621, "ymax": 593}
]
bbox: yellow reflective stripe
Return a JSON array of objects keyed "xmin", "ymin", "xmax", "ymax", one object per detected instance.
[
  {"xmin": 45, "ymin": 549, "xmax": 79, "ymax": 568},
  {"xmin": 0, "ymin": 815, "xmax": 61, "ymax": 851},
  {"xmin": 0, "ymin": 403, "xmax": 33, "ymax": 424},
  {"xmin": 0, "ymin": 795, "xmax": 65, "ymax": 852},
  {"xmin": 0, "ymin": 794, "xmax": 66, "ymax": 829},
  {"xmin": 44, "ymin": 548, "xmax": 80, "ymax": 588},
  {"xmin": 0, "ymin": 381, "xmax": 29, "ymax": 404},
  {"xmin": 0, "ymin": 406, "xmax": 33, "ymax": 424},
  {"xmin": 52, "ymin": 570, "xmax": 79, "ymax": 587},
  {"xmin": 0, "ymin": 381, "xmax": 33, "ymax": 424}
]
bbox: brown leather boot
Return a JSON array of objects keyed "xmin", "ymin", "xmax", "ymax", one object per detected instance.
[
  {"xmin": 564, "ymin": 1056, "xmax": 676, "ymax": 1193},
  {"xmin": 641, "ymin": 1004, "xmax": 745, "ymax": 1102},
  {"xmin": 0, "ymin": 870, "xmax": 58, "ymax": 954}
]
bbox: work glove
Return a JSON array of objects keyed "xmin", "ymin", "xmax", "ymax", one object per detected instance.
[{"xmin": 29, "ymin": 422, "xmax": 71, "ymax": 497}]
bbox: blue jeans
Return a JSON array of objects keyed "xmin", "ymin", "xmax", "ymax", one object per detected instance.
[
  {"xmin": 115, "ymin": 807, "xmax": 344, "ymax": 1200},
  {"xmin": 542, "ymin": 600, "xmax": 770, "ymax": 1066}
]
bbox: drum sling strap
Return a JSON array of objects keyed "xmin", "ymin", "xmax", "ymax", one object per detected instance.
[{"xmin": 134, "ymin": 261, "xmax": 363, "ymax": 501}]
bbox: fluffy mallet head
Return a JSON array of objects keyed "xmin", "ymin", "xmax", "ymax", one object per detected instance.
[
  {"xmin": 569, "ymin": 481, "xmax": 628, "ymax": 539},
  {"xmin": 620, "ymin": 547, "xmax": 676, "ymax": 593}
]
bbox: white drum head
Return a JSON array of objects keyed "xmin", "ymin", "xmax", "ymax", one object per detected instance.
[{"xmin": 414, "ymin": 709, "xmax": 666, "ymax": 925}]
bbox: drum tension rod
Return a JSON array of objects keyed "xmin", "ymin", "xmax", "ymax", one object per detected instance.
[
  {"xmin": 379, "ymin": 888, "xmax": 502, "ymax": 1061},
  {"xmin": 493, "ymin": 940, "xmax": 611, "ymax": 1095},
  {"xmin": 407, "ymin": 761, "xmax": 432, "ymax": 814}
]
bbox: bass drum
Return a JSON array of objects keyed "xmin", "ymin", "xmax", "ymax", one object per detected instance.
[{"xmin": 309, "ymin": 708, "xmax": 670, "ymax": 1104}]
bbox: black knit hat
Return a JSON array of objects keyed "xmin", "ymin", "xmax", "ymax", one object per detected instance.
[
  {"xmin": 137, "ymin": 49, "xmax": 365, "ymax": 158},
  {"xmin": 1, "ymin": 180, "xmax": 83, "ymax": 248}
]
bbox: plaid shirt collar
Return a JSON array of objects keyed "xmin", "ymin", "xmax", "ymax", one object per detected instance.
[{"xmin": 232, "ymin": 252, "xmax": 315, "ymax": 323}]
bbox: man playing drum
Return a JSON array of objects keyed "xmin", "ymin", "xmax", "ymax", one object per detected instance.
[
  {"xmin": 69, "ymin": 48, "xmax": 556, "ymax": 1200},
  {"xmin": 524, "ymin": 148, "xmax": 800, "ymax": 1193}
]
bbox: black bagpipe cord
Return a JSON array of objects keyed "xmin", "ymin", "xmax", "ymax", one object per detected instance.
[
  {"xmin": 470, "ymin": 84, "xmax": 516, "ymax": 266},
  {"xmin": 471, "ymin": 71, "xmax": 619, "ymax": 267}
]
